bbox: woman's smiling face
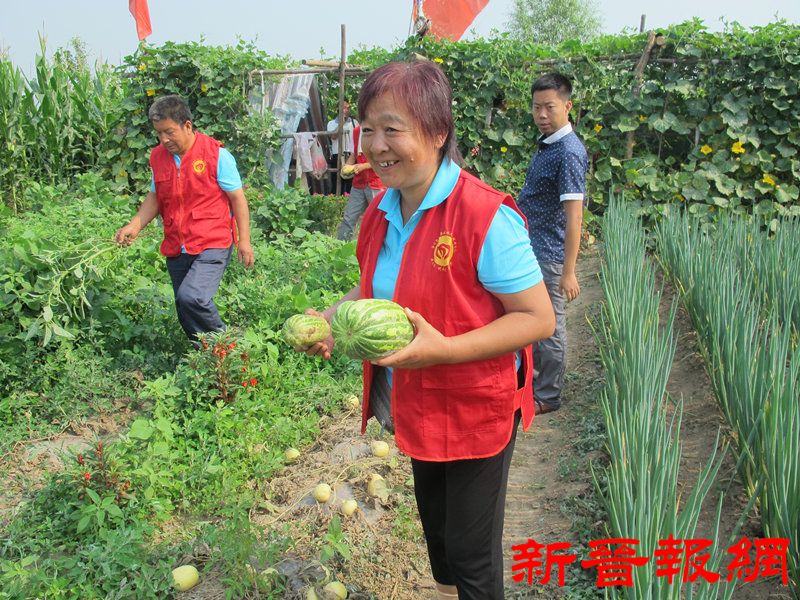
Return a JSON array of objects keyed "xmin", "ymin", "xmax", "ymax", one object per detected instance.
[{"xmin": 360, "ymin": 92, "xmax": 444, "ymax": 205}]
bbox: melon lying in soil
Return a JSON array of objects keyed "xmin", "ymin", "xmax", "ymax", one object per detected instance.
[{"xmin": 331, "ymin": 299, "xmax": 414, "ymax": 361}]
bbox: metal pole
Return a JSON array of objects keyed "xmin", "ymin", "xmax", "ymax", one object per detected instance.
[{"xmin": 640, "ymin": 14, "xmax": 646, "ymax": 33}]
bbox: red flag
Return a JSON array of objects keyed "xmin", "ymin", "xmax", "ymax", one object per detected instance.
[
  {"xmin": 414, "ymin": 0, "xmax": 490, "ymax": 41},
  {"xmin": 129, "ymin": 0, "xmax": 152, "ymax": 40}
]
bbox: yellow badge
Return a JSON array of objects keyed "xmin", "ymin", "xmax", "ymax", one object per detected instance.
[
  {"xmin": 432, "ymin": 233, "xmax": 456, "ymax": 270},
  {"xmin": 192, "ymin": 159, "xmax": 206, "ymax": 175}
]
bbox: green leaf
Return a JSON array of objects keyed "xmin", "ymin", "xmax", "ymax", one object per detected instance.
[
  {"xmin": 775, "ymin": 140, "xmax": 797, "ymax": 158},
  {"xmin": 51, "ymin": 323, "xmax": 74, "ymax": 339},
  {"xmin": 615, "ymin": 116, "xmax": 639, "ymax": 133},
  {"xmin": 502, "ymin": 129, "xmax": 523, "ymax": 146},
  {"xmin": 128, "ymin": 419, "xmax": 154, "ymax": 440},
  {"xmin": 77, "ymin": 515, "xmax": 92, "ymax": 533},
  {"xmin": 769, "ymin": 122, "xmax": 791, "ymax": 136},
  {"xmin": 721, "ymin": 111, "xmax": 748, "ymax": 129}
]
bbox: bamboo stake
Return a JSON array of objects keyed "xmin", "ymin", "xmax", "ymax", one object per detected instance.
[
  {"xmin": 625, "ymin": 30, "xmax": 657, "ymax": 159},
  {"xmin": 336, "ymin": 24, "xmax": 347, "ymax": 196}
]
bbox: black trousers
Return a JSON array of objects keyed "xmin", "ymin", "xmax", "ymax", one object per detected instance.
[{"xmin": 411, "ymin": 411, "xmax": 520, "ymax": 600}]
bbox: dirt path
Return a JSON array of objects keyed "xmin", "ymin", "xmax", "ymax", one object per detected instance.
[{"xmin": 503, "ymin": 251, "xmax": 605, "ymax": 599}]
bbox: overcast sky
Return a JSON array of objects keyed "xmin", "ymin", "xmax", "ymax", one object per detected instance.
[{"xmin": 2, "ymin": 1, "xmax": 799, "ymax": 71}]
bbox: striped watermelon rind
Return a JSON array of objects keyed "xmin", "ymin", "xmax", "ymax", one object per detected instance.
[
  {"xmin": 282, "ymin": 314, "xmax": 331, "ymax": 348},
  {"xmin": 331, "ymin": 299, "xmax": 414, "ymax": 360}
]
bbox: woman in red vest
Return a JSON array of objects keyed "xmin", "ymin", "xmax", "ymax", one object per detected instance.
[{"xmin": 302, "ymin": 62, "xmax": 555, "ymax": 599}]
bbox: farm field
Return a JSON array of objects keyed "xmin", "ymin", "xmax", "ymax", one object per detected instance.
[
  {"xmin": 2, "ymin": 238, "xmax": 795, "ymax": 599},
  {"xmin": 2, "ymin": 18, "xmax": 799, "ymax": 600}
]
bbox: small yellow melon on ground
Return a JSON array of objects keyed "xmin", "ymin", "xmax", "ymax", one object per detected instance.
[
  {"xmin": 284, "ymin": 447, "xmax": 300, "ymax": 462},
  {"xmin": 367, "ymin": 473, "xmax": 388, "ymax": 498},
  {"xmin": 370, "ymin": 440, "xmax": 390, "ymax": 458},
  {"xmin": 323, "ymin": 580, "xmax": 348, "ymax": 599},
  {"xmin": 313, "ymin": 483, "xmax": 332, "ymax": 503},
  {"xmin": 172, "ymin": 564, "xmax": 199, "ymax": 591},
  {"xmin": 344, "ymin": 394, "xmax": 360, "ymax": 410},
  {"xmin": 341, "ymin": 499, "xmax": 358, "ymax": 516}
]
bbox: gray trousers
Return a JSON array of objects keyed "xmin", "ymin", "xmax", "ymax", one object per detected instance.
[
  {"xmin": 336, "ymin": 185, "xmax": 381, "ymax": 241},
  {"xmin": 533, "ymin": 261, "xmax": 567, "ymax": 406},
  {"xmin": 165, "ymin": 247, "xmax": 232, "ymax": 340}
]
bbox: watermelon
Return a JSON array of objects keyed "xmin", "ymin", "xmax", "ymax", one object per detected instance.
[
  {"xmin": 282, "ymin": 314, "xmax": 331, "ymax": 348},
  {"xmin": 331, "ymin": 299, "xmax": 414, "ymax": 360}
]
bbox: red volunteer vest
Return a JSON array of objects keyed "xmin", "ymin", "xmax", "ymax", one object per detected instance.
[
  {"xmin": 150, "ymin": 132, "xmax": 234, "ymax": 256},
  {"xmin": 352, "ymin": 127, "xmax": 384, "ymax": 190},
  {"xmin": 356, "ymin": 169, "xmax": 535, "ymax": 461}
]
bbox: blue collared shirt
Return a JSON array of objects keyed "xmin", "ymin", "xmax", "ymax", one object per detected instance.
[{"xmin": 517, "ymin": 123, "xmax": 588, "ymax": 264}]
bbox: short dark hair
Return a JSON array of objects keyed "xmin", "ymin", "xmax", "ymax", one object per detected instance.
[
  {"xmin": 148, "ymin": 95, "xmax": 192, "ymax": 124},
  {"xmin": 531, "ymin": 73, "xmax": 573, "ymax": 100},
  {"xmin": 358, "ymin": 60, "xmax": 462, "ymax": 164}
]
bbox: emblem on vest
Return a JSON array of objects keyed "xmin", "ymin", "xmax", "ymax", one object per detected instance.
[
  {"xmin": 432, "ymin": 232, "xmax": 456, "ymax": 270},
  {"xmin": 192, "ymin": 159, "xmax": 207, "ymax": 175}
]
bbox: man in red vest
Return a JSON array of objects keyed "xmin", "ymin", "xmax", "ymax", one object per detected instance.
[{"xmin": 115, "ymin": 95, "xmax": 254, "ymax": 341}]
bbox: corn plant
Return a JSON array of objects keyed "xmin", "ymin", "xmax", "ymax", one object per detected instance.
[
  {"xmin": 594, "ymin": 196, "xmax": 730, "ymax": 599},
  {"xmin": 0, "ymin": 39, "xmax": 124, "ymax": 210}
]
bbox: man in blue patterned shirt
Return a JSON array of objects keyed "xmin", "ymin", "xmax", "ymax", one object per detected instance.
[{"xmin": 517, "ymin": 73, "xmax": 588, "ymax": 415}]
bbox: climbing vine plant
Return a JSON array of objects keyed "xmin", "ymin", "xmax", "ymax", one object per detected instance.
[
  {"xmin": 348, "ymin": 20, "xmax": 800, "ymax": 222},
  {"xmin": 105, "ymin": 41, "xmax": 291, "ymax": 191}
]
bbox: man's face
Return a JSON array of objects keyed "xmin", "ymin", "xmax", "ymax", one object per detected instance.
[
  {"xmin": 532, "ymin": 89, "xmax": 572, "ymax": 136},
  {"xmin": 342, "ymin": 102, "xmax": 351, "ymax": 118},
  {"xmin": 153, "ymin": 118, "xmax": 194, "ymax": 155}
]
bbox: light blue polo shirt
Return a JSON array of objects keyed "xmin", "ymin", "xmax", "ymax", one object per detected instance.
[
  {"xmin": 372, "ymin": 158, "xmax": 541, "ymax": 300},
  {"xmin": 372, "ymin": 159, "xmax": 542, "ymax": 381},
  {"xmin": 151, "ymin": 148, "xmax": 242, "ymax": 254},
  {"xmin": 149, "ymin": 147, "xmax": 242, "ymax": 193}
]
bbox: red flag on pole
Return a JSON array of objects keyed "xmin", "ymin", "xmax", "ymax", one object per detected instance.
[
  {"xmin": 413, "ymin": 0, "xmax": 489, "ymax": 41},
  {"xmin": 129, "ymin": 0, "xmax": 152, "ymax": 40}
]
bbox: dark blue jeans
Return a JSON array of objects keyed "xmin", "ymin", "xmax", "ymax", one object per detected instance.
[{"xmin": 165, "ymin": 247, "xmax": 232, "ymax": 340}]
